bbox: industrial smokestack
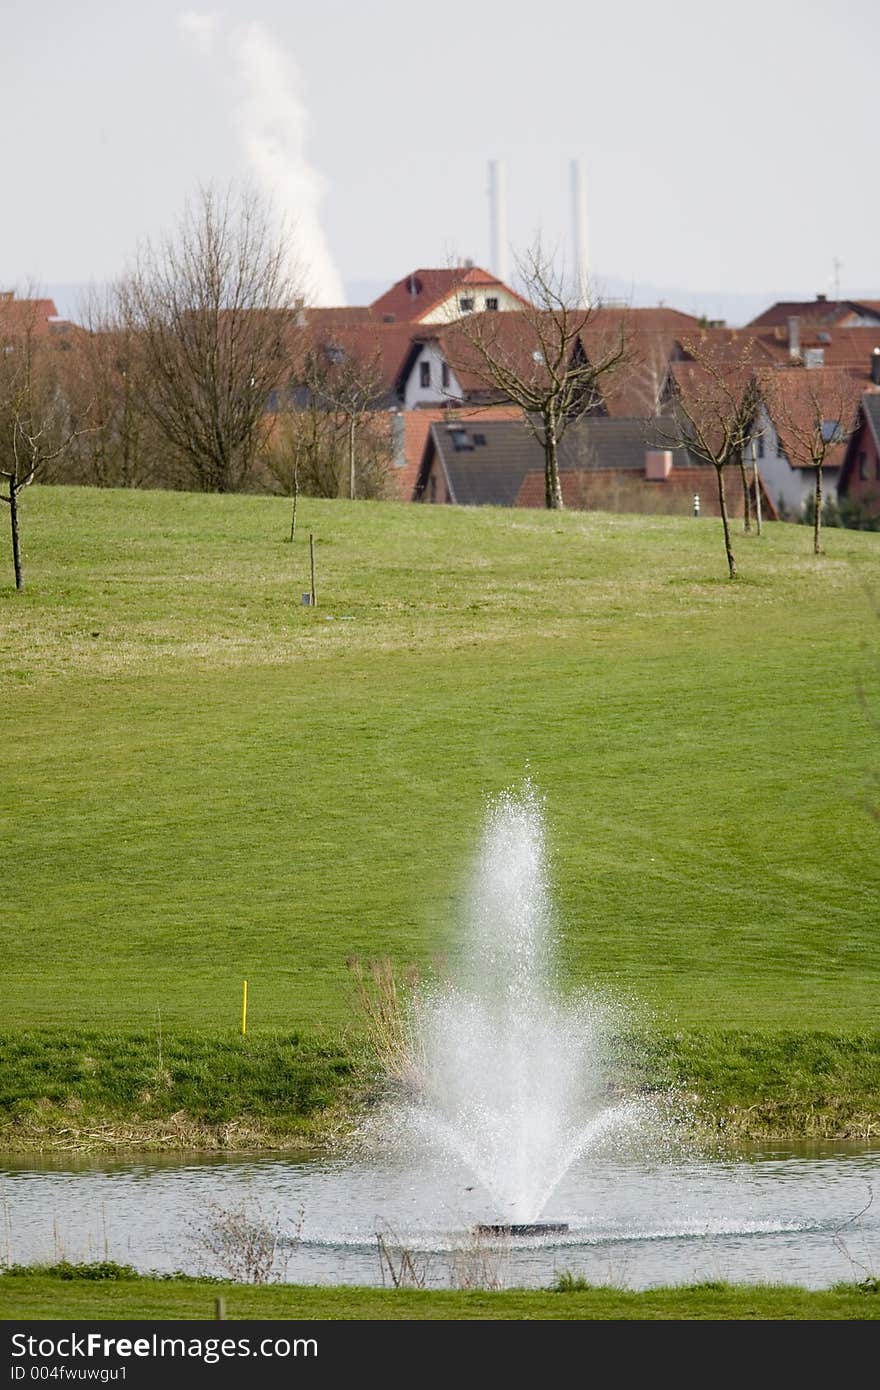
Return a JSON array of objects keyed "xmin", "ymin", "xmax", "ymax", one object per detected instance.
[
  {"xmin": 488, "ymin": 160, "xmax": 509, "ymax": 284},
  {"xmin": 570, "ymin": 159, "xmax": 590, "ymax": 307}
]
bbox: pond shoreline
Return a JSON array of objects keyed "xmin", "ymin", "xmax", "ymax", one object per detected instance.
[{"xmin": 1, "ymin": 1025, "xmax": 879, "ymax": 1156}]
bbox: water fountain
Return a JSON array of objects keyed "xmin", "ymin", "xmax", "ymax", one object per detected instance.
[
  {"xmin": 5, "ymin": 785, "xmax": 878, "ymax": 1286},
  {"xmin": 392, "ymin": 782, "xmax": 657, "ymax": 1234}
]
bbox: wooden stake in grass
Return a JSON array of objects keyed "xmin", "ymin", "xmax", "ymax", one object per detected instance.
[
  {"xmin": 240, "ymin": 979, "xmax": 248, "ymax": 1036},
  {"xmin": 309, "ymin": 531, "xmax": 317, "ymax": 607}
]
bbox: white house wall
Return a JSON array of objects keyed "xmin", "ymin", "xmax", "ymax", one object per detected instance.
[
  {"xmin": 420, "ymin": 286, "xmax": 523, "ymax": 324},
  {"xmin": 403, "ymin": 342, "xmax": 463, "ymax": 408},
  {"xmin": 750, "ymin": 407, "xmax": 840, "ymax": 515}
]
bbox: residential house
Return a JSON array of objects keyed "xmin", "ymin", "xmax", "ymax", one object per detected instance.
[
  {"xmin": 749, "ymin": 365, "xmax": 873, "ymax": 517},
  {"xmin": 838, "ymin": 392, "xmax": 880, "ymax": 520},
  {"xmin": 749, "ymin": 296, "xmax": 880, "ymax": 330},
  {"xmin": 370, "ymin": 265, "xmax": 528, "ymax": 325},
  {"xmin": 414, "ymin": 416, "xmax": 774, "ymax": 517},
  {"xmin": 0, "ymin": 291, "xmax": 64, "ymax": 341}
]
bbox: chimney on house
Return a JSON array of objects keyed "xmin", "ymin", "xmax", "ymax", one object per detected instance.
[
  {"xmin": 872, "ymin": 347, "xmax": 880, "ymax": 386},
  {"xmin": 787, "ymin": 316, "xmax": 801, "ymax": 360},
  {"xmin": 488, "ymin": 159, "xmax": 509, "ymax": 285}
]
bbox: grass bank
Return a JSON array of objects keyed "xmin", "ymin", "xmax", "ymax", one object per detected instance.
[
  {"xmin": 1, "ymin": 1027, "xmax": 878, "ymax": 1152},
  {"xmin": 2, "ymin": 487, "xmax": 880, "ymax": 1141},
  {"xmin": 0, "ymin": 1265, "xmax": 877, "ymax": 1320}
]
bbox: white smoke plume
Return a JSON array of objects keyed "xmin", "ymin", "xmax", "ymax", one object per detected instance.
[{"xmin": 177, "ymin": 13, "xmax": 346, "ymax": 306}]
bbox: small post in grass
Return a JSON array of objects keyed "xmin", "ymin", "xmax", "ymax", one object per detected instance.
[
  {"xmin": 241, "ymin": 979, "xmax": 248, "ymax": 1036},
  {"xmin": 309, "ymin": 531, "xmax": 317, "ymax": 607},
  {"xmin": 215, "ymin": 1295, "xmax": 226, "ymax": 1320}
]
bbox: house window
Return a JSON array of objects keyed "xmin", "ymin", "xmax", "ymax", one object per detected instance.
[
  {"xmin": 459, "ymin": 297, "xmax": 475, "ymax": 312},
  {"xmin": 419, "ymin": 360, "xmax": 431, "ymax": 389},
  {"xmin": 472, "ymin": 432, "xmax": 487, "ymax": 446},
  {"xmin": 859, "ymin": 451, "xmax": 868, "ymax": 481},
  {"xmin": 776, "ymin": 432, "xmax": 785, "ymax": 457},
  {"xmin": 441, "ymin": 362, "xmax": 450, "ymax": 389},
  {"xmin": 449, "ymin": 427, "xmax": 474, "ymax": 452},
  {"xmin": 757, "ymin": 436, "xmax": 765, "ymax": 459},
  {"xmin": 485, "ymin": 297, "xmax": 499, "ymax": 311}
]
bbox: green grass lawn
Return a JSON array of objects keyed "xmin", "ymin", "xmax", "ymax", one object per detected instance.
[
  {"xmin": 0, "ymin": 1267, "xmax": 877, "ymax": 1320},
  {"xmin": 3, "ymin": 485, "xmax": 878, "ymax": 1039}
]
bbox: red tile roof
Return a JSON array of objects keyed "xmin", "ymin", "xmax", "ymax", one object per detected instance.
[
  {"xmin": 285, "ymin": 318, "xmax": 419, "ymax": 396},
  {"xmin": 748, "ymin": 299, "xmax": 854, "ymax": 328},
  {"xmin": 763, "ymin": 366, "xmax": 864, "ymax": 470},
  {"xmin": 370, "ymin": 266, "xmax": 527, "ymax": 323},
  {"xmin": 0, "ymin": 292, "xmax": 60, "ymax": 338}
]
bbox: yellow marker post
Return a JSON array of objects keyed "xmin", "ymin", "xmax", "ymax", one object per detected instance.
[{"xmin": 241, "ymin": 979, "xmax": 248, "ymax": 1036}]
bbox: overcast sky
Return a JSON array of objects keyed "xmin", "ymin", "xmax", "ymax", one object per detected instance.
[{"xmin": 4, "ymin": 0, "xmax": 878, "ymax": 319}]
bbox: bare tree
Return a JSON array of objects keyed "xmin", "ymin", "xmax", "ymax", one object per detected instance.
[
  {"xmin": 119, "ymin": 185, "xmax": 301, "ymax": 493},
  {"xmin": 264, "ymin": 341, "xmax": 393, "ymax": 504},
  {"xmin": 0, "ymin": 295, "xmax": 80, "ymax": 589},
  {"xmin": 662, "ymin": 341, "xmax": 764, "ymax": 579},
  {"xmin": 766, "ymin": 368, "xmax": 863, "ymax": 555},
  {"xmin": 445, "ymin": 245, "xmax": 630, "ymax": 509},
  {"xmin": 59, "ymin": 290, "xmax": 160, "ymax": 489},
  {"xmin": 319, "ymin": 345, "xmax": 389, "ymax": 501}
]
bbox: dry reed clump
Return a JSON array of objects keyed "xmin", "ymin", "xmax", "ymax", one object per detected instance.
[
  {"xmin": 345, "ymin": 956, "xmax": 428, "ymax": 1096},
  {"xmin": 189, "ymin": 1200, "xmax": 304, "ymax": 1285},
  {"xmin": 447, "ymin": 1229, "xmax": 511, "ymax": 1291},
  {"xmin": 374, "ymin": 1224, "xmax": 430, "ymax": 1289}
]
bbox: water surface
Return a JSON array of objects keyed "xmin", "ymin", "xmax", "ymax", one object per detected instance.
[{"xmin": 2, "ymin": 1143, "xmax": 877, "ymax": 1290}]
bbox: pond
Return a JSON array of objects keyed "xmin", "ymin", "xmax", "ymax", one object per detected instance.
[{"xmin": 1, "ymin": 1142, "xmax": 878, "ymax": 1291}]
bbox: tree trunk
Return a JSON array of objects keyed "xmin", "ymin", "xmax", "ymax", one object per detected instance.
[
  {"xmin": 752, "ymin": 440, "xmax": 762, "ymax": 537},
  {"xmin": 813, "ymin": 465, "xmax": 823, "ymax": 555},
  {"xmin": 348, "ymin": 416, "xmax": 356, "ymax": 501},
  {"xmin": 715, "ymin": 463, "xmax": 737, "ymax": 579},
  {"xmin": 289, "ymin": 461, "xmax": 299, "ymax": 543},
  {"xmin": 738, "ymin": 453, "xmax": 752, "ymax": 533},
  {"xmin": 9, "ymin": 485, "xmax": 24, "ymax": 591},
  {"xmin": 544, "ymin": 418, "xmax": 564, "ymax": 510}
]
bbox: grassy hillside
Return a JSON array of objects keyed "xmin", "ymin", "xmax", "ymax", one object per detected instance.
[{"xmin": 2, "ymin": 486, "xmax": 879, "ymax": 1043}]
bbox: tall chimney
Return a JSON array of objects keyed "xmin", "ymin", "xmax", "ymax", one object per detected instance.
[
  {"xmin": 872, "ymin": 347, "xmax": 880, "ymax": 386},
  {"xmin": 787, "ymin": 316, "xmax": 801, "ymax": 360},
  {"xmin": 488, "ymin": 160, "xmax": 509, "ymax": 284},
  {"xmin": 570, "ymin": 159, "xmax": 590, "ymax": 306}
]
